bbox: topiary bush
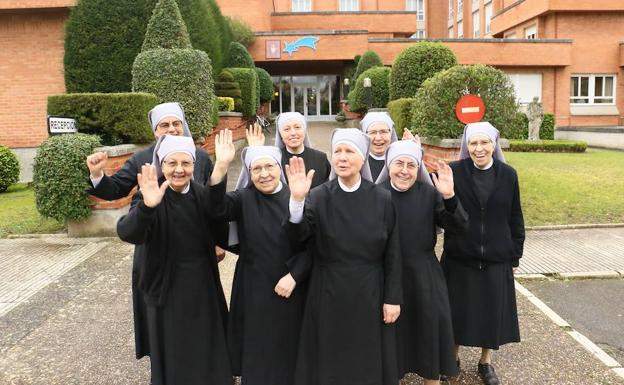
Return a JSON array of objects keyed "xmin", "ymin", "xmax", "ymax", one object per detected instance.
[
  {"xmin": 508, "ymin": 140, "xmax": 587, "ymax": 153},
  {"xmin": 215, "ymin": 69, "xmax": 243, "ymax": 112},
  {"xmin": 0, "ymin": 146, "xmax": 20, "ymax": 193},
  {"xmin": 225, "ymin": 41, "xmax": 255, "ymax": 68},
  {"xmin": 142, "ymin": 0, "xmax": 191, "ymax": 50},
  {"xmin": 348, "ymin": 66, "xmax": 391, "ymax": 113},
  {"xmin": 33, "ymin": 134, "xmax": 101, "ymax": 222},
  {"xmin": 228, "ymin": 68, "xmax": 259, "ymax": 117},
  {"xmin": 387, "ymin": 98, "xmax": 417, "ymax": 137},
  {"xmin": 540, "ymin": 113, "xmax": 555, "ymax": 140},
  {"xmin": 47, "ymin": 93, "xmax": 159, "ymax": 145},
  {"xmin": 389, "ymin": 42, "xmax": 457, "ymax": 100},
  {"xmin": 227, "ymin": 16, "xmax": 255, "ymax": 47},
  {"xmin": 411, "ymin": 64, "xmax": 522, "ymax": 140},
  {"xmin": 353, "ymin": 50, "xmax": 383, "ymax": 83},
  {"xmin": 217, "ymin": 97, "xmax": 235, "ymax": 112},
  {"xmin": 255, "ymin": 68, "xmax": 274, "ymax": 104}
]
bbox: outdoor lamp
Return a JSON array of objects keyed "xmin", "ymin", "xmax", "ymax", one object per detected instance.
[
  {"xmin": 344, "ymin": 78, "xmax": 350, "ymax": 86},
  {"xmin": 363, "ymin": 77, "xmax": 372, "ymax": 88}
]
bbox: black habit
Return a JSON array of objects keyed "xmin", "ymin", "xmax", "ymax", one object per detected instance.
[
  {"xmin": 88, "ymin": 144, "xmax": 216, "ymax": 360},
  {"xmin": 117, "ymin": 183, "xmax": 231, "ymax": 385},
  {"xmin": 442, "ymin": 158, "xmax": 525, "ymax": 349},
  {"xmin": 289, "ymin": 178, "xmax": 402, "ymax": 385},
  {"xmin": 280, "ymin": 146, "xmax": 331, "ymax": 189},
  {"xmin": 381, "ymin": 180, "xmax": 468, "ymax": 380},
  {"xmin": 210, "ymin": 181, "xmax": 308, "ymax": 385},
  {"xmin": 368, "ymin": 155, "xmax": 385, "ymax": 182}
]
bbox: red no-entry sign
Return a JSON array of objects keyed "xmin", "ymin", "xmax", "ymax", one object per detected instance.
[{"xmin": 455, "ymin": 94, "xmax": 486, "ymax": 124}]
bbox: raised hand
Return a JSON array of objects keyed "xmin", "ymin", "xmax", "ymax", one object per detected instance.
[
  {"xmin": 431, "ymin": 160, "xmax": 454, "ymax": 199},
  {"xmin": 86, "ymin": 151, "xmax": 108, "ymax": 179},
  {"xmin": 274, "ymin": 273, "xmax": 296, "ymax": 298},
  {"xmin": 285, "ymin": 156, "xmax": 314, "ymax": 202},
  {"xmin": 402, "ymin": 129, "xmax": 421, "ymax": 147},
  {"xmin": 215, "ymin": 129, "xmax": 235, "ymax": 165},
  {"xmin": 137, "ymin": 164, "xmax": 169, "ymax": 208},
  {"xmin": 246, "ymin": 122, "xmax": 265, "ymax": 146}
]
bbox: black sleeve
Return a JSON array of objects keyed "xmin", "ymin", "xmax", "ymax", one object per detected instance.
[
  {"xmin": 509, "ymin": 173, "xmax": 525, "ymax": 264},
  {"xmin": 88, "ymin": 155, "xmax": 141, "ymax": 201},
  {"xmin": 435, "ymin": 193, "xmax": 469, "ymax": 234},
  {"xmin": 116, "ymin": 193, "xmax": 157, "ymax": 245},
  {"xmin": 286, "ymin": 249, "xmax": 313, "ymax": 283},
  {"xmin": 206, "ymin": 180, "xmax": 243, "ymax": 222},
  {"xmin": 383, "ymin": 198, "xmax": 403, "ymax": 305},
  {"xmin": 286, "ymin": 195, "xmax": 317, "ymax": 251}
]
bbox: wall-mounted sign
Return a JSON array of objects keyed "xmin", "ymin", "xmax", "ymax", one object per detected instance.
[
  {"xmin": 266, "ymin": 40, "xmax": 281, "ymax": 59},
  {"xmin": 283, "ymin": 36, "xmax": 319, "ymax": 57},
  {"xmin": 455, "ymin": 95, "xmax": 486, "ymax": 124},
  {"xmin": 47, "ymin": 116, "xmax": 77, "ymax": 135}
]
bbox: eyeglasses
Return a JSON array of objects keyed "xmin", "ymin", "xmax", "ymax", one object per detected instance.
[
  {"xmin": 250, "ymin": 163, "xmax": 277, "ymax": 176},
  {"xmin": 468, "ymin": 139, "xmax": 493, "ymax": 150},
  {"xmin": 157, "ymin": 120, "xmax": 183, "ymax": 131},
  {"xmin": 367, "ymin": 129, "xmax": 391, "ymax": 137},
  {"xmin": 391, "ymin": 160, "xmax": 418, "ymax": 171},
  {"xmin": 162, "ymin": 160, "xmax": 194, "ymax": 169}
]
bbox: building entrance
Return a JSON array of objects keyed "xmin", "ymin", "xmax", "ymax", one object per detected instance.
[{"xmin": 271, "ymin": 75, "xmax": 341, "ymax": 120}]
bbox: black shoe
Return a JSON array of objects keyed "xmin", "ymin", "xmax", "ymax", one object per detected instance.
[
  {"xmin": 440, "ymin": 359, "xmax": 461, "ymax": 382},
  {"xmin": 477, "ymin": 363, "xmax": 500, "ymax": 385}
]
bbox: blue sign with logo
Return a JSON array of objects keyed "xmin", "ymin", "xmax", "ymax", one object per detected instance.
[{"xmin": 283, "ymin": 36, "xmax": 320, "ymax": 57}]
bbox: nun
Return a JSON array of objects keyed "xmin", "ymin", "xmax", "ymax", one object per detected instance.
[
  {"xmin": 208, "ymin": 130, "xmax": 309, "ymax": 385},
  {"xmin": 274, "ymin": 112, "xmax": 331, "ymax": 188},
  {"xmin": 116, "ymin": 135, "xmax": 231, "ymax": 385},
  {"xmin": 442, "ymin": 122, "xmax": 525, "ymax": 385},
  {"xmin": 359, "ymin": 111, "xmax": 398, "ymax": 182},
  {"xmin": 85, "ymin": 102, "xmax": 223, "ymax": 363},
  {"xmin": 286, "ymin": 128, "xmax": 402, "ymax": 385},
  {"xmin": 377, "ymin": 140, "xmax": 468, "ymax": 385}
]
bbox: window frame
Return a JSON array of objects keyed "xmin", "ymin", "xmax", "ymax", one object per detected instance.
[
  {"xmin": 570, "ymin": 74, "xmax": 616, "ymax": 105},
  {"xmin": 485, "ymin": 2, "xmax": 492, "ymax": 34},
  {"xmin": 457, "ymin": 0, "xmax": 463, "ymax": 21},
  {"xmin": 457, "ymin": 20, "xmax": 463, "ymax": 38},
  {"xmin": 291, "ymin": 0, "xmax": 312, "ymax": 12},
  {"xmin": 524, "ymin": 24, "xmax": 537, "ymax": 39},
  {"xmin": 339, "ymin": 0, "xmax": 359, "ymax": 11},
  {"xmin": 472, "ymin": 10, "xmax": 480, "ymax": 38}
]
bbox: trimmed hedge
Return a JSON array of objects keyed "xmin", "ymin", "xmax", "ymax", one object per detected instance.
[
  {"xmin": 217, "ymin": 97, "xmax": 235, "ymax": 112},
  {"xmin": 509, "ymin": 112, "xmax": 556, "ymax": 140},
  {"xmin": 48, "ymin": 93, "xmax": 159, "ymax": 145},
  {"xmin": 540, "ymin": 113, "xmax": 555, "ymax": 140},
  {"xmin": 132, "ymin": 48, "xmax": 216, "ymax": 139},
  {"xmin": 508, "ymin": 140, "xmax": 587, "ymax": 153},
  {"xmin": 353, "ymin": 50, "xmax": 383, "ymax": 83},
  {"xmin": 225, "ymin": 42, "xmax": 255, "ymax": 68},
  {"xmin": 255, "ymin": 67, "xmax": 274, "ymax": 104},
  {"xmin": 215, "ymin": 69, "xmax": 243, "ymax": 112},
  {"xmin": 411, "ymin": 64, "xmax": 522, "ymax": 139},
  {"xmin": 387, "ymin": 98, "xmax": 416, "ymax": 138},
  {"xmin": 0, "ymin": 146, "xmax": 19, "ymax": 193},
  {"xmin": 229, "ymin": 68, "xmax": 259, "ymax": 117},
  {"xmin": 389, "ymin": 42, "xmax": 457, "ymax": 100},
  {"xmin": 348, "ymin": 66, "xmax": 391, "ymax": 113},
  {"xmin": 142, "ymin": 0, "xmax": 191, "ymax": 51},
  {"xmin": 227, "ymin": 16, "xmax": 255, "ymax": 47},
  {"xmin": 33, "ymin": 134, "xmax": 101, "ymax": 222}
]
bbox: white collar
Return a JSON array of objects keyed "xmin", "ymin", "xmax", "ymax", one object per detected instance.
[
  {"xmin": 338, "ymin": 176, "xmax": 361, "ymax": 192},
  {"xmin": 369, "ymin": 152, "xmax": 385, "ymax": 161},
  {"xmin": 286, "ymin": 146, "xmax": 305, "ymax": 155},
  {"xmin": 170, "ymin": 183, "xmax": 190, "ymax": 194},
  {"xmin": 474, "ymin": 159, "xmax": 494, "ymax": 170},
  {"xmin": 271, "ymin": 181, "xmax": 283, "ymax": 194},
  {"xmin": 390, "ymin": 180, "xmax": 409, "ymax": 192}
]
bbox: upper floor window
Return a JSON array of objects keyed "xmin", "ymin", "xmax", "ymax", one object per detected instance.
[
  {"xmin": 524, "ymin": 25, "xmax": 537, "ymax": 39},
  {"xmin": 448, "ymin": 0, "xmax": 454, "ymax": 24},
  {"xmin": 571, "ymin": 75, "xmax": 616, "ymax": 105},
  {"xmin": 457, "ymin": 0, "xmax": 463, "ymax": 20},
  {"xmin": 292, "ymin": 0, "xmax": 312, "ymax": 12},
  {"xmin": 485, "ymin": 2, "xmax": 492, "ymax": 34},
  {"xmin": 411, "ymin": 29, "xmax": 426, "ymax": 39},
  {"xmin": 406, "ymin": 0, "xmax": 425, "ymax": 21},
  {"xmin": 448, "ymin": 26, "xmax": 454, "ymax": 38},
  {"xmin": 457, "ymin": 20, "xmax": 464, "ymax": 38},
  {"xmin": 339, "ymin": 0, "xmax": 359, "ymax": 11},
  {"xmin": 473, "ymin": 10, "xmax": 480, "ymax": 37},
  {"xmin": 472, "ymin": 0, "xmax": 480, "ymax": 12}
]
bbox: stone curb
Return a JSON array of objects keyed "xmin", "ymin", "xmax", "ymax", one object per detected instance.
[
  {"xmin": 526, "ymin": 223, "xmax": 624, "ymax": 231},
  {"xmin": 554, "ymin": 271, "xmax": 623, "ymax": 280}
]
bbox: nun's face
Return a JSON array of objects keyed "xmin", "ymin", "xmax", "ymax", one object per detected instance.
[
  {"xmin": 155, "ymin": 116, "xmax": 185, "ymax": 138},
  {"xmin": 162, "ymin": 152, "xmax": 194, "ymax": 191},
  {"xmin": 468, "ymin": 134, "xmax": 494, "ymax": 168},
  {"xmin": 250, "ymin": 158, "xmax": 281, "ymax": 194},
  {"xmin": 366, "ymin": 122, "xmax": 392, "ymax": 156},
  {"xmin": 279, "ymin": 119, "xmax": 305, "ymax": 151},
  {"xmin": 389, "ymin": 156, "xmax": 418, "ymax": 191},
  {"xmin": 332, "ymin": 143, "xmax": 364, "ymax": 179}
]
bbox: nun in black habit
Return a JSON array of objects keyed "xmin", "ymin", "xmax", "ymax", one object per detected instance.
[
  {"xmin": 442, "ymin": 122, "xmax": 525, "ymax": 385},
  {"xmin": 116, "ymin": 135, "xmax": 231, "ymax": 385},
  {"xmin": 377, "ymin": 140, "xmax": 468, "ymax": 384},
  {"xmin": 359, "ymin": 111, "xmax": 398, "ymax": 183},
  {"xmin": 286, "ymin": 128, "xmax": 402, "ymax": 385},
  {"xmin": 208, "ymin": 130, "xmax": 308, "ymax": 385}
]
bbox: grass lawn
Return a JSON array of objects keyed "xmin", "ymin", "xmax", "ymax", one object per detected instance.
[
  {"xmin": 0, "ymin": 183, "xmax": 64, "ymax": 238},
  {"xmin": 505, "ymin": 148, "xmax": 624, "ymax": 226}
]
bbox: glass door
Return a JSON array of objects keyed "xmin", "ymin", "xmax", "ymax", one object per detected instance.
[{"xmin": 305, "ymin": 86, "xmax": 318, "ymax": 117}]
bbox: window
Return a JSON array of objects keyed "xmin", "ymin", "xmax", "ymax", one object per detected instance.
[
  {"xmin": 292, "ymin": 0, "xmax": 311, "ymax": 12},
  {"xmin": 508, "ymin": 73, "xmax": 542, "ymax": 104},
  {"xmin": 411, "ymin": 29, "xmax": 426, "ymax": 38},
  {"xmin": 448, "ymin": 0, "xmax": 454, "ymax": 24},
  {"xmin": 524, "ymin": 25, "xmax": 537, "ymax": 39},
  {"xmin": 571, "ymin": 75, "xmax": 616, "ymax": 104},
  {"xmin": 457, "ymin": 0, "xmax": 463, "ymax": 20},
  {"xmin": 473, "ymin": 10, "xmax": 480, "ymax": 37},
  {"xmin": 485, "ymin": 2, "xmax": 492, "ymax": 34},
  {"xmin": 448, "ymin": 26, "xmax": 454, "ymax": 38},
  {"xmin": 339, "ymin": 0, "xmax": 359, "ymax": 11},
  {"xmin": 407, "ymin": 0, "xmax": 425, "ymax": 21},
  {"xmin": 472, "ymin": 0, "xmax": 480, "ymax": 12},
  {"xmin": 457, "ymin": 21, "xmax": 463, "ymax": 38}
]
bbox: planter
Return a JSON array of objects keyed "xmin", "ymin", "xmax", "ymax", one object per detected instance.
[
  {"xmin": 340, "ymin": 100, "xmax": 362, "ymax": 120},
  {"xmin": 202, "ymin": 112, "xmax": 248, "ymax": 154},
  {"xmin": 421, "ymin": 137, "xmax": 510, "ymax": 172},
  {"xmin": 257, "ymin": 102, "xmax": 271, "ymax": 117}
]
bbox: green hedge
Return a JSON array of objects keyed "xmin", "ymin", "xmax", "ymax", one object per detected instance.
[
  {"xmin": 508, "ymin": 140, "xmax": 587, "ymax": 153},
  {"xmin": 387, "ymin": 98, "xmax": 416, "ymax": 137},
  {"xmin": 33, "ymin": 134, "xmax": 101, "ymax": 222},
  {"xmin": 225, "ymin": 41, "xmax": 255, "ymax": 68},
  {"xmin": 255, "ymin": 67, "xmax": 274, "ymax": 104},
  {"xmin": 508, "ymin": 112, "xmax": 556, "ymax": 140},
  {"xmin": 142, "ymin": 0, "xmax": 191, "ymax": 50},
  {"xmin": 228, "ymin": 68, "xmax": 259, "ymax": 117},
  {"xmin": 215, "ymin": 69, "xmax": 243, "ymax": 111},
  {"xmin": 540, "ymin": 113, "xmax": 555, "ymax": 140},
  {"xmin": 217, "ymin": 97, "xmax": 235, "ymax": 112},
  {"xmin": 133, "ymin": 48, "xmax": 216, "ymax": 139},
  {"xmin": 0, "ymin": 146, "xmax": 19, "ymax": 193},
  {"xmin": 47, "ymin": 93, "xmax": 158, "ymax": 145},
  {"xmin": 389, "ymin": 42, "xmax": 457, "ymax": 100},
  {"xmin": 227, "ymin": 16, "xmax": 255, "ymax": 47},
  {"xmin": 411, "ymin": 64, "xmax": 522, "ymax": 139},
  {"xmin": 353, "ymin": 50, "xmax": 383, "ymax": 83},
  {"xmin": 348, "ymin": 67, "xmax": 391, "ymax": 113}
]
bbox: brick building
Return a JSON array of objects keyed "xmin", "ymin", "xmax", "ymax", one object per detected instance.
[{"xmin": 1, "ymin": 0, "xmax": 624, "ymax": 177}]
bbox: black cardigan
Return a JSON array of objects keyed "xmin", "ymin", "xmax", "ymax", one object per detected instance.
[{"xmin": 443, "ymin": 158, "xmax": 525, "ymax": 267}]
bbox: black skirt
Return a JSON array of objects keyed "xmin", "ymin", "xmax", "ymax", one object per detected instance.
[
  {"xmin": 146, "ymin": 258, "xmax": 232, "ymax": 385},
  {"xmin": 442, "ymin": 258, "xmax": 520, "ymax": 350}
]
